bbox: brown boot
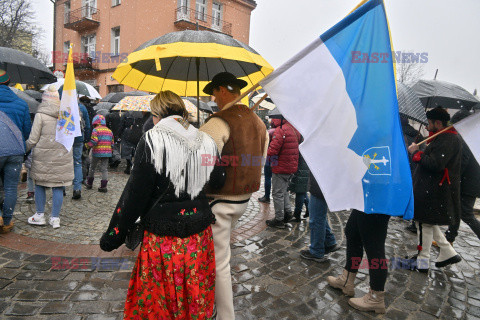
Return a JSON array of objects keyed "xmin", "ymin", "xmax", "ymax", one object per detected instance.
[
  {"xmin": 348, "ymin": 288, "xmax": 386, "ymax": 314},
  {"xmin": 327, "ymin": 269, "xmax": 356, "ymax": 296},
  {"xmin": 0, "ymin": 221, "xmax": 14, "ymax": 234}
]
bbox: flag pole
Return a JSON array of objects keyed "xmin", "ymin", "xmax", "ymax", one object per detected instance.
[
  {"xmin": 223, "ymin": 83, "xmax": 261, "ymax": 109},
  {"xmin": 250, "ymin": 93, "xmax": 268, "ymax": 111},
  {"xmin": 416, "ymin": 125, "xmax": 453, "ymax": 146}
]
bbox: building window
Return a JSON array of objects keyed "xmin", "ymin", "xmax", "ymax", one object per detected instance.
[
  {"xmin": 212, "ymin": 2, "xmax": 222, "ymax": 30},
  {"xmin": 177, "ymin": 0, "xmax": 190, "ymax": 20},
  {"xmin": 63, "ymin": 41, "xmax": 70, "ymax": 63},
  {"xmin": 196, "ymin": 0, "xmax": 207, "ymax": 21},
  {"xmin": 108, "ymin": 84, "xmax": 124, "ymax": 93},
  {"xmin": 83, "ymin": 0, "xmax": 97, "ymax": 18},
  {"xmin": 112, "ymin": 0, "xmax": 121, "ymax": 6},
  {"xmin": 64, "ymin": 1, "xmax": 70, "ymax": 24},
  {"xmin": 81, "ymin": 34, "xmax": 96, "ymax": 57},
  {"xmin": 111, "ymin": 27, "xmax": 120, "ymax": 56}
]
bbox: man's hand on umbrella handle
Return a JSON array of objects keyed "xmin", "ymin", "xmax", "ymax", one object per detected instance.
[{"xmin": 408, "ymin": 143, "xmax": 419, "ymax": 154}]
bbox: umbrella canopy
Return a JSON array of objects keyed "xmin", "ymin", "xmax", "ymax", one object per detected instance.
[
  {"xmin": 101, "ymin": 91, "xmax": 149, "ymax": 103},
  {"xmin": 93, "ymin": 101, "xmax": 116, "ymax": 112},
  {"xmin": 250, "ymin": 91, "xmax": 276, "ymax": 110},
  {"xmin": 112, "ymin": 30, "xmax": 273, "ymax": 96},
  {"xmin": 412, "ymin": 79, "xmax": 480, "ymax": 110},
  {"xmin": 207, "ymin": 101, "xmax": 219, "ymax": 113},
  {"xmin": 11, "ymin": 87, "xmax": 40, "ymax": 113},
  {"xmin": 183, "ymin": 97, "xmax": 213, "ymax": 113},
  {"xmin": 0, "ymin": 47, "xmax": 56, "ymax": 85},
  {"xmin": 24, "ymin": 90, "xmax": 43, "ymax": 102},
  {"xmin": 0, "ymin": 110, "xmax": 25, "ymax": 157},
  {"xmin": 396, "ymin": 82, "xmax": 427, "ymax": 124},
  {"xmin": 42, "ymin": 79, "xmax": 102, "ymax": 100},
  {"xmin": 112, "ymin": 95, "xmax": 201, "ymax": 123}
]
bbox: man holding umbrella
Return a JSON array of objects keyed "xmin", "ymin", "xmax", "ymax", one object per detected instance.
[
  {"xmin": 0, "ymin": 69, "xmax": 31, "ymax": 233},
  {"xmin": 200, "ymin": 72, "xmax": 269, "ymax": 319}
]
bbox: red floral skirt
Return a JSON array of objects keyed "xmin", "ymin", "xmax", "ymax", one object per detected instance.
[{"xmin": 123, "ymin": 227, "xmax": 216, "ymax": 320}]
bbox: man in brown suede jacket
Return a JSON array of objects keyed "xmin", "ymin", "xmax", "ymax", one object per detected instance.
[{"xmin": 200, "ymin": 72, "xmax": 268, "ymax": 320}]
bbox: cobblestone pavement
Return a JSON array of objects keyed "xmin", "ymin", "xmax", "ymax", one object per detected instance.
[{"xmin": 1, "ymin": 167, "xmax": 480, "ymax": 319}]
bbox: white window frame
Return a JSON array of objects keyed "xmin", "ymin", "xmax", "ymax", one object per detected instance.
[
  {"xmin": 196, "ymin": 0, "xmax": 207, "ymax": 21},
  {"xmin": 63, "ymin": 41, "xmax": 70, "ymax": 64},
  {"xmin": 81, "ymin": 34, "xmax": 96, "ymax": 57},
  {"xmin": 112, "ymin": 0, "xmax": 121, "ymax": 6},
  {"xmin": 83, "ymin": 0, "xmax": 97, "ymax": 18},
  {"xmin": 64, "ymin": 2, "xmax": 70, "ymax": 23},
  {"xmin": 177, "ymin": 0, "xmax": 190, "ymax": 20},
  {"xmin": 111, "ymin": 27, "xmax": 120, "ymax": 56},
  {"xmin": 212, "ymin": 2, "xmax": 222, "ymax": 30}
]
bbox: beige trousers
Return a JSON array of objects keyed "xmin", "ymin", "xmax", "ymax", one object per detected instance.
[
  {"xmin": 210, "ymin": 199, "xmax": 249, "ymax": 320},
  {"xmin": 416, "ymin": 222, "xmax": 457, "ymax": 266}
]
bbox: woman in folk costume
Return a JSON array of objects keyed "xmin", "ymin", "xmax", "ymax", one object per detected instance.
[{"xmin": 100, "ymin": 91, "xmax": 223, "ymax": 320}]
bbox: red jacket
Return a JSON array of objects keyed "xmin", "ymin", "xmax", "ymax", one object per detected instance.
[{"xmin": 267, "ymin": 119, "xmax": 300, "ymax": 174}]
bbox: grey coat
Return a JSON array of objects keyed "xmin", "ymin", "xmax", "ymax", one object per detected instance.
[{"xmin": 26, "ymin": 101, "xmax": 74, "ymax": 187}]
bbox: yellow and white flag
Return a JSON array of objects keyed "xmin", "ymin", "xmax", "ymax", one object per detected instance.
[{"xmin": 56, "ymin": 45, "xmax": 81, "ymax": 151}]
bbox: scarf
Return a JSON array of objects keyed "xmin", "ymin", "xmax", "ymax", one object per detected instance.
[{"xmin": 145, "ymin": 115, "xmax": 218, "ymax": 199}]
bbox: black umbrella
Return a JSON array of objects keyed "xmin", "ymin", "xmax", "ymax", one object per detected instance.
[
  {"xmin": 0, "ymin": 47, "xmax": 56, "ymax": 85},
  {"xmin": 412, "ymin": 79, "xmax": 480, "ymax": 110},
  {"xmin": 24, "ymin": 90, "xmax": 43, "ymax": 102},
  {"xmin": 102, "ymin": 91, "xmax": 149, "ymax": 104},
  {"xmin": 396, "ymin": 82, "xmax": 427, "ymax": 124},
  {"xmin": 267, "ymin": 108, "xmax": 282, "ymax": 119},
  {"xmin": 94, "ymin": 102, "xmax": 116, "ymax": 112},
  {"xmin": 183, "ymin": 97, "xmax": 213, "ymax": 113},
  {"xmin": 207, "ymin": 101, "xmax": 219, "ymax": 113},
  {"xmin": 11, "ymin": 87, "xmax": 40, "ymax": 113}
]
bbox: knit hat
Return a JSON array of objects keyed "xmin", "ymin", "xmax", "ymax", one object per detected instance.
[
  {"xmin": 426, "ymin": 106, "xmax": 450, "ymax": 122},
  {"xmin": 0, "ymin": 69, "xmax": 10, "ymax": 84},
  {"xmin": 92, "ymin": 114, "xmax": 106, "ymax": 126},
  {"xmin": 42, "ymin": 85, "xmax": 60, "ymax": 105}
]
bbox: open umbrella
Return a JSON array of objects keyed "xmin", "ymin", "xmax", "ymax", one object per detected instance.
[
  {"xmin": 183, "ymin": 97, "xmax": 213, "ymax": 113},
  {"xmin": 412, "ymin": 79, "xmax": 480, "ymax": 110},
  {"xmin": 267, "ymin": 107, "xmax": 282, "ymax": 119},
  {"xmin": 93, "ymin": 102, "xmax": 116, "ymax": 112},
  {"xmin": 101, "ymin": 91, "xmax": 149, "ymax": 103},
  {"xmin": 112, "ymin": 30, "xmax": 273, "ymax": 123},
  {"xmin": 250, "ymin": 90, "xmax": 276, "ymax": 110},
  {"xmin": 396, "ymin": 82, "xmax": 427, "ymax": 124},
  {"xmin": 0, "ymin": 110, "xmax": 25, "ymax": 157},
  {"xmin": 24, "ymin": 90, "xmax": 43, "ymax": 102},
  {"xmin": 207, "ymin": 101, "xmax": 219, "ymax": 113},
  {"xmin": 41, "ymin": 79, "xmax": 102, "ymax": 100},
  {"xmin": 11, "ymin": 87, "xmax": 40, "ymax": 113},
  {"xmin": 0, "ymin": 47, "xmax": 56, "ymax": 85}
]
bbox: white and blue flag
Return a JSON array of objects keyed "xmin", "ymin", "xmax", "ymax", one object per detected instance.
[{"xmin": 260, "ymin": 0, "xmax": 413, "ymax": 218}]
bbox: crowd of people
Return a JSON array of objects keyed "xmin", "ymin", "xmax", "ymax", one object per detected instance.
[{"xmin": 1, "ymin": 67, "xmax": 479, "ymax": 318}]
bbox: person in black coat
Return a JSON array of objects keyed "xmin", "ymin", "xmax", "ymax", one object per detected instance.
[
  {"xmin": 445, "ymin": 110, "xmax": 480, "ymax": 242},
  {"xmin": 407, "ymin": 107, "xmax": 462, "ymax": 272},
  {"xmin": 289, "ymin": 150, "xmax": 310, "ymax": 221},
  {"xmin": 105, "ymin": 111, "xmax": 122, "ymax": 168}
]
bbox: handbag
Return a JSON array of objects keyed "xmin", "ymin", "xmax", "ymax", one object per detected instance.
[{"xmin": 124, "ymin": 186, "xmax": 170, "ymax": 251}]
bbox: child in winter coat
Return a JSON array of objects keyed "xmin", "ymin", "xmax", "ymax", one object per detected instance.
[{"xmin": 85, "ymin": 115, "xmax": 114, "ymax": 192}]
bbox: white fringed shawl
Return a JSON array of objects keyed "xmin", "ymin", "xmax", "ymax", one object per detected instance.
[{"xmin": 145, "ymin": 116, "xmax": 218, "ymax": 199}]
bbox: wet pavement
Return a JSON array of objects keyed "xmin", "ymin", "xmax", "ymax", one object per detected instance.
[{"xmin": 1, "ymin": 165, "xmax": 480, "ymax": 319}]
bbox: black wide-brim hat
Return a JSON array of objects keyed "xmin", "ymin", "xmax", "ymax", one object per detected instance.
[{"xmin": 203, "ymin": 72, "xmax": 248, "ymax": 95}]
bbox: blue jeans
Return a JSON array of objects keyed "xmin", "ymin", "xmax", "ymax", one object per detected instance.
[
  {"xmin": 263, "ymin": 163, "xmax": 272, "ymax": 198},
  {"xmin": 294, "ymin": 192, "xmax": 310, "ymax": 213},
  {"xmin": 72, "ymin": 142, "xmax": 83, "ymax": 191},
  {"xmin": 309, "ymin": 194, "xmax": 336, "ymax": 258},
  {"xmin": 0, "ymin": 155, "xmax": 23, "ymax": 225},
  {"xmin": 35, "ymin": 185, "xmax": 64, "ymax": 218}
]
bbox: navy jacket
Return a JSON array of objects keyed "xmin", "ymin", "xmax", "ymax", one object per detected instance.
[
  {"xmin": 74, "ymin": 102, "xmax": 91, "ymax": 143},
  {"xmin": 0, "ymin": 85, "xmax": 31, "ymax": 148}
]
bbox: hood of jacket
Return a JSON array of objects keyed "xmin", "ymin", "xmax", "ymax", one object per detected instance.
[
  {"xmin": 37, "ymin": 101, "xmax": 60, "ymax": 118},
  {"xmin": 92, "ymin": 114, "xmax": 106, "ymax": 126},
  {"xmin": 271, "ymin": 118, "xmax": 287, "ymax": 128},
  {"xmin": 0, "ymin": 85, "xmax": 20, "ymax": 103}
]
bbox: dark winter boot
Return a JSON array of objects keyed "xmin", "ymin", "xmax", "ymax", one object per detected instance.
[
  {"xmin": 85, "ymin": 177, "xmax": 94, "ymax": 190},
  {"xmin": 98, "ymin": 180, "xmax": 108, "ymax": 193},
  {"xmin": 124, "ymin": 160, "xmax": 132, "ymax": 174},
  {"xmin": 293, "ymin": 209, "xmax": 302, "ymax": 222}
]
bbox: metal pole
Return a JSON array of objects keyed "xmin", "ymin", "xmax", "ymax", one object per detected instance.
[
  {"xmin": 196, "ymin": 57, "xmax": 200, "ymax": 127},
  {"xmin": 434, "ymin": 69, "xmax": 438, "ymax": 80}
]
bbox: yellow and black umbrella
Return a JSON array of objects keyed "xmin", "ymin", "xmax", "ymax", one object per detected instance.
[{"xmin": 112, "ymin": 30, "xmax": 273, "ymax": 97}]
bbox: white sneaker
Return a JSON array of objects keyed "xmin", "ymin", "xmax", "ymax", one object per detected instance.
[
  {"xmin": 28, "ymin": 213, "xmax": 46, "ymax": 225},
  {"xmin": 49, "ymin": 217, "xmax": 60, "ymax": 229}
]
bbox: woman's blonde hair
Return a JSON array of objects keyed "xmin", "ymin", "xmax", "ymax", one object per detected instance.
[{"xmin": 150, "ymin": 90, "xmax": 188, "ymax": 120}]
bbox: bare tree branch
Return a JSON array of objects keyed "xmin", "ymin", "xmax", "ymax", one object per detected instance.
[
  {"xmin": 396, "ymin": 51, "xmax": 425, "ymax": 86},
  {"xmin": 0, "ymin": 0, "xmax": 40, "ymax": 53}
]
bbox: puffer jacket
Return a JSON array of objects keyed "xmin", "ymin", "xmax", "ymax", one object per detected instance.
[
  {"xmin": 267, "ymin": 118, "xmax": 300, "ymax": 174},
  {"xmin": 0, "ymin": 85, "xmax": 31, "ymax": 147},
  {"xmin": 26, "ymin": 101, "xmax": 74, "ymax": 187}
]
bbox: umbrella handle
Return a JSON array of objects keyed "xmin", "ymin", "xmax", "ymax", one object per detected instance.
[
  {"xmin": 223, "ymin": 83, "xmax": 261, "ymax": 109},
  {"xmin": 251, "ymin": 93, "xmax": 269, "ymax": 111}
]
